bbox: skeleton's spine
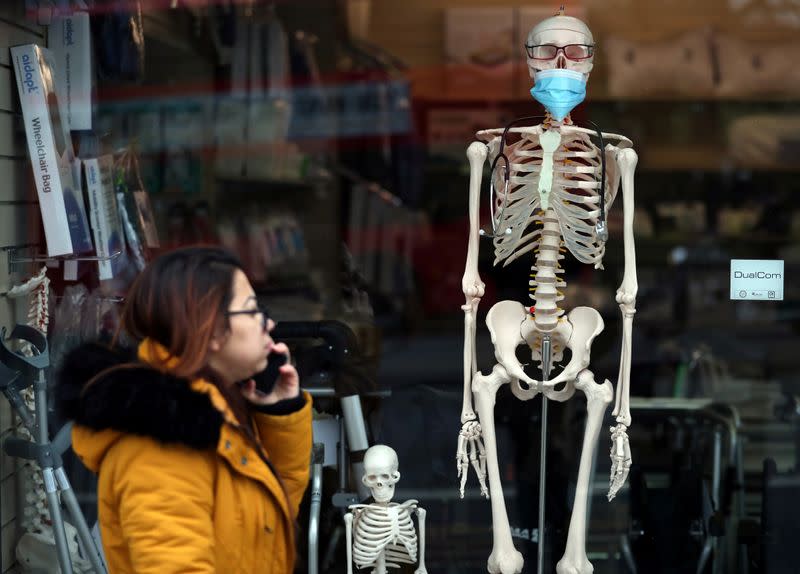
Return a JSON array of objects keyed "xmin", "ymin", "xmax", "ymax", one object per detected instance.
[{"xmin": 530, "ymin": 208, "xmax": 565, "ymax": 332}]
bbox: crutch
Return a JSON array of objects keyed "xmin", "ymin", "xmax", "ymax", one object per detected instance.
[{"xmin": 0, "ymin": 324, "xmax": 107, "ymax": 574}]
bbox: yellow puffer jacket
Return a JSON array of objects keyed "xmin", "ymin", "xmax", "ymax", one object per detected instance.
[{"xmin": 56, "ymin": 340, "xmax": 312, "ymax": 574}]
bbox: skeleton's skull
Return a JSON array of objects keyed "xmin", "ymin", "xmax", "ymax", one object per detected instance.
[
  {"xmin": 526, "ymin": 14, "xmax": 594, "ymax": 80},
  {"xmin": 362, "ymin": 445, "xmax": 400, "ymax": 503}
]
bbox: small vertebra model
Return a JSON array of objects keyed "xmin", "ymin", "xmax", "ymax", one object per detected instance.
[{"xmin": 344, "ymin": 445, "xmax": 428, "ymax": 574}]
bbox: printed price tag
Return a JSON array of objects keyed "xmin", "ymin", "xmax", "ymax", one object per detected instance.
[{"xmin": 63, "ymin": 259, "xmax": 78, "ymax": 281}]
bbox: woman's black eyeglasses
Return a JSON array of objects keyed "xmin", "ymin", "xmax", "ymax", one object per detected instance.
[{"xmin": 226, "ymin": 306, "xmax": 271, "ymax": 331}]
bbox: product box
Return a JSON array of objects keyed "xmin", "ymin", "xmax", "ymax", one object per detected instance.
[
  {"xmin": 11, "ymin": 44, "xmax": 93, "ymax": 256},
  {"xmin": 132, "ymin": 190, "xmax": 160, "ymax": 249},
  {"xmin": 84, "ymin": 156, "xmax": 124, "ymax": 280},
  {"xmin": 48, "ymin": 12, "xmax": 92, "ymax": 130},
  {"xmin": 444, "ymin": 7, "xmax": 515, "ymax": 100}
]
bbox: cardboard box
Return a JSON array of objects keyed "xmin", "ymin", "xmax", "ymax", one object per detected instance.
[
  {"xmin": 11, "ymin": 44, "xmax": 93, "ymax": 256},
  {"xmin": 84, "ymin": 156, "xmax": 124, "ymax": 280},
  {"xmin": 445, "ymin": 7, "xmax": 515, "ymax": 100},
  {"xmin": 48, "ymin": 12, "xmax": 92, "ymax": 131},
  {"xmin": 132, "ymin": 190, "xmax": 160, "ymax": 249}
]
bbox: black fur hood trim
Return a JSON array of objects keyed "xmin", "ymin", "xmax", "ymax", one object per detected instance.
[{"xmin": 55, "ymin": 342, "xmax": 224, "ymax": 450}]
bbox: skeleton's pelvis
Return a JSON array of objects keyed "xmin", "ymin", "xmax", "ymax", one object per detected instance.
[{"xmin": 486, "ymin": 300, "xmax": 604, "ymax": 398}]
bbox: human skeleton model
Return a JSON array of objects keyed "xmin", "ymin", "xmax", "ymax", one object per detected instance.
[
  {"xmin": 455, "ymin": 12, "xmax": 638, "ymax": 574},
  {"xmin": 344, "ymin": 445, "xmax": 428, "ymax": 574}
]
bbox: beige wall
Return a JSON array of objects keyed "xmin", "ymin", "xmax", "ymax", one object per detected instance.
[
  {"xmin": 366, "ymin": 0, "xmax": 800, "ymax": 98},
  {"xmin": 0, "ymin": 2, "xmax": 44, "ymax": 572},
  {"xmin": 367, "ymin": 0, "xmax": 799, "ymax": 68}
]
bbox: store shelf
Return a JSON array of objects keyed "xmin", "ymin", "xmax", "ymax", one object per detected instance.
[
  {"xmin": 215, "ymin": 176, "xmax": 318, "ymax": 193},
  {"xmin": 639, "ymin": 145, "xmax": 800, "ymax": 172},
  {"xmin": 588, "ymin": 91, "xmax": 800, "ymax": 105},
  {"xmin": 413, "ymin": 90, "xmax": 800, "ymax": 106}
]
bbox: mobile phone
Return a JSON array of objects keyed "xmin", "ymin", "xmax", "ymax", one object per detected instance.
[{"xmin": 252, "ymin": 352, "xmax": 288, "ymax": 394}]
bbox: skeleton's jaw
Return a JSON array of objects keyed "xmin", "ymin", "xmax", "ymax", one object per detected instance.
[{"xmin": 371, "ymin": 486, "xmax": 395, "ymax": 503}]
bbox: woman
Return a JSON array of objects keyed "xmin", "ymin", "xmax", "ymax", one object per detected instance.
[{"xmin": 55, "ymin": 246, "xmax": 312, "ymax": 573}]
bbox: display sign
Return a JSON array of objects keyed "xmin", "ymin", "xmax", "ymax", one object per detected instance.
[
  {"xmin": 730, "ymin": 259, "xmax": 784, "ymax": 301},
  {"xmin": 11, "ymin": 44, "xmax": 93, "ymax": 256}
]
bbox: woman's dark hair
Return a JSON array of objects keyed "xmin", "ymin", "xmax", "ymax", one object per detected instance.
[
  {"xmin": 119, "ymin": 245, "xmax": 241, "ymax": 379},
  {"xmin": 115, "ymin": 247, "xmax": 258, "ymax": 449}
]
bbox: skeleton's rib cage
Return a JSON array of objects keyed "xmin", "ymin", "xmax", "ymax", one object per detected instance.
[
  {"xmin": 351, "ymin": 502, "xmax": 419, "ymax": 569},
  {"xmin": 477, "ymin": 126, "xmax": 626, "ymax": 333},
  {"xmin": 485, "ymin": 128, "xmax": 620, "ymax": 269}
]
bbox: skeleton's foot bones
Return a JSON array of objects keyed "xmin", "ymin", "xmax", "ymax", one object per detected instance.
[{"xmin": 608, "ymin": 422, "xmax": 631, "ymax": 500}]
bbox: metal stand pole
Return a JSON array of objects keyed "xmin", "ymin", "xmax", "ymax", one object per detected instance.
[
  {"xmin": 711, "ymin": 428, "xmax": 723, "ymax": 574},
  {"xmin": 308, "ymin": 443, "xmax": 324, "ymax": 574},
  {"xmin": 537, "ymin": 334, "xmax": 552, "ymax": 574},
  {"xmin": 341, "ymin": 395, "xmax": 370, "ymax": 500},
  {"xmin": 696, "ymin": 427, "xmax": 723, "ymax": 574}
]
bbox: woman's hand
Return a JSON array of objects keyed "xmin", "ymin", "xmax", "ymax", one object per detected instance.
[{"xmin": 240, "ymin": 343, "xmax": 300, "ymax": 406}]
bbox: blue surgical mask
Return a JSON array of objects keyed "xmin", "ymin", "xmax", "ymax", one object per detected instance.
[{"xmin": 530, "ymin": 69, "xmax": 587, "ymax": 121}]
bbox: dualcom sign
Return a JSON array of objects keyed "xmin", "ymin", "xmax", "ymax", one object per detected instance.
[{"xmin": 730, "ymin": 260, "xmax": 784, "ymax": 301}]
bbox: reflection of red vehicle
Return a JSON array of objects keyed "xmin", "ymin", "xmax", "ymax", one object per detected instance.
[
  {"xmin": 412, "ymin": 218, "xmax": 496, "ymax": 316},
  {"xmin": 343, "ymin": 215, "xmax": 498, "ymax": 317}
]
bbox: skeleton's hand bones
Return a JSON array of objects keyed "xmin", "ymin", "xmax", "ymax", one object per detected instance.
[
  {"xmin": 608, "ymin": 423, "xmax": 631, "ymax": 501},
  {"xmin": 457, "ymin": 420, "xmax": 489, "ymax": 499}
]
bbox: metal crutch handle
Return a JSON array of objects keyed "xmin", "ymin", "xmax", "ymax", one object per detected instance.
[{"xmin": 0, "ymin": 324, "xmax": 49, "ymax": 372}]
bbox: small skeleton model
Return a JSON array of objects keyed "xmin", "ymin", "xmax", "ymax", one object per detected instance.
[
  {"xmin": 456, "ymin": 9, "xmax": 638, "ymax": 574},
  {"xmin": 344, "ymin": 445, "xmax": 428, "ymax": 574}
]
